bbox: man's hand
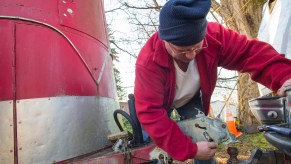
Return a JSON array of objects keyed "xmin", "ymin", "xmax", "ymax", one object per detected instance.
[
  {"xmin": 277, "ymin": 79, "xmax": 291, "ymax": 96},
  {"xmin": 195, "ymin": 141, "xmax": 217, "ymax": 160}
]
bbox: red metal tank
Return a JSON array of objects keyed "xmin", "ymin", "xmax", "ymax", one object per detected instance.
[{"xmin": 0, "ymin": 0, "xmax": 119, "ymax": 163}]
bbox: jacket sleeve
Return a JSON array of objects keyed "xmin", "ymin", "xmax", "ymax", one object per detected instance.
[
  {"xmin": 134, "ymin": 63, "xmax": 197, "ymax": 161},
  {"xmin": 212, "ymin": 22, "xmax": 291, "ymax": 91}
]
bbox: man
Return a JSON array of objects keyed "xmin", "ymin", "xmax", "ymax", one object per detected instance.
[{"xmin": 134, "ymin": 0, "xmax": 291, "ymax": 162}]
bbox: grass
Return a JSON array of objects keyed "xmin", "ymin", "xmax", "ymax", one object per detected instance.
[
  {"xmin": 236, "ymin": 132, "xmax": 274, "ymax": 149},
  {"xmin": 220, "ymin": 132, "xmax": 275, "ymax": 150}
]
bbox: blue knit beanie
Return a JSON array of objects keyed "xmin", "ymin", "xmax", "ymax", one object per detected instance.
[{"xmin": 159, "ymin": 0, "xmax": 211, "ymax": 46}]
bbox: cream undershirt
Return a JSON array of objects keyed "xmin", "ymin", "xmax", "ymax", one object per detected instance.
[{"xmin": 173, "ymin": 59, "xmax": 200, "ymax": 108}]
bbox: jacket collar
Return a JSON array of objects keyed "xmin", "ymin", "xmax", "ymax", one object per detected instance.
[{"xmin": 152, "ymin": 32, "xmax": 172, "ymax": 68}]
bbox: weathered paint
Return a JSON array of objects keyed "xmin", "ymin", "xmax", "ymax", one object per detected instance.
[
  {"xmin": 0, "ymin": 0, "xmax": 119, "ymax": 163},
  {"xmin": 0, "ymin": 20, "xmax": 14, "ymax": 101}
]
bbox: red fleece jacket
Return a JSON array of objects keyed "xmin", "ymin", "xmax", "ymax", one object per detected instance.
[{"xmin": 134, "ymin": 22, "xmax": 291, "ymax": 161}]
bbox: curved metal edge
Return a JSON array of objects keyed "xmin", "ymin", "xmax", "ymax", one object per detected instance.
[{"xmin": 0, "ymin": 15, "xmax": 110, "ymax": 85}]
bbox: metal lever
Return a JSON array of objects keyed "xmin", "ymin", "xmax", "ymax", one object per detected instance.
[{"xmin": 258, "ymin": 125, "xmax": 291, "ymax": 136}]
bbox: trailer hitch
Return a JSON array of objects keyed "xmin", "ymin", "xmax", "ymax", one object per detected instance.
[{"xmin": 227, "ymin": 147, "xmax": 286, "ymax": 164}]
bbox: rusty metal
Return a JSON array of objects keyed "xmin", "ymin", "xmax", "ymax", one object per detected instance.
[
  {"xmin": 74, "ymin": 143, "xmax": 156, "ymax": 164},
  {"xmin": 112, "ymin": 137, "xmax": 132, "ymax": 163},
  {"xmin": 55, "ymin": 145, "xmax": 112, "ymax": 164},
  {"xmin": 149, "ymin": 147, "xmax": 172, "ymax": 164}
]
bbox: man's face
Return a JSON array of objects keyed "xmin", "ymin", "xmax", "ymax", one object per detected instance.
[{"xmin": 165, "ymin": 39, "xmax": 207, "ymax": 63}]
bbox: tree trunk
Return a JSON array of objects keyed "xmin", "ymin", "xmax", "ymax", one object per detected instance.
[
  {"xmin": 211, "ymin": 0, "xmax": 266, "ymax": 125},
  {"xmin": 237, "ymin": 74, "xmax": 260, "ymax": 125}
]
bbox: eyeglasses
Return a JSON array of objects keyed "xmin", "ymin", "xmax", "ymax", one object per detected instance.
[{"xmin": 168, "ymin": 38, "xmax": 208, "ymax": 56}]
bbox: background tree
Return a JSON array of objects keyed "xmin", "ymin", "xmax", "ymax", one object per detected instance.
[
  {"xmin": 107, "ymin": 26, "xmax": 127, "ymax": 100},
  {"xmin": 211, "ymin": 0, "xmax": 267, "ymax": 125}
]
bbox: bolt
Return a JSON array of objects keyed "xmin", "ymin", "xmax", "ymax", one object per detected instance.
[
  {"xmin": 62, "ymin": 0, "xmax": 66, "ymax": 3},
  {"xmin": 67, "ymin": 8, "xmax": 73, "ymax": 14},
  {"xmin": 63, "ymin": 13, "xmax": 67, "ymax": 17},
  {"xmin": 158, "ymin": 154, "xmax": 164, "ymax": 159}
]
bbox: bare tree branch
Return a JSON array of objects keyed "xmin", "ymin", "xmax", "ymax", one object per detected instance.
[
  {"xmin": 105, "ymin": 6, "xmax": 123, "ymax": 13},
  {"xmin": 218, "ymin": 76, "xmax": 238, "ymax": 81},
  {"xmin": 111, "ymin": 41, "xmax": 137, "ymax": 58},
  {"xmin": 119, "ymin": 1, "xmax": 162, "ymax": 11},
  {"xmin": 132, "ymin": 13, "xmax": 152, "ymax": 38}
]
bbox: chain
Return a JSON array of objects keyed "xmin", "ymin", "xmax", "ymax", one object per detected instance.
[{"xmin": 122, "ymin": 138, "xmax": 132, "ymax": 164}]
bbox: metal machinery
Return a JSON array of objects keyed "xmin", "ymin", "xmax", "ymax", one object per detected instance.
[
  {"xmin": 246, "ymin": 87, "xmax": 291, "ymax": 163},
  {"xmin": 245, "ymin": 0, "xmax": 291, "ymax": 163},
  {"xmin": 73, "ymin": 95, "xmax": 237, "ymax": 164},
  {"xmin": 225, "ymin": 87, "xmax": 291, "ymax": 164},
  {"xmin": 0, "ymin": 0, "xmax": 119, "ymax": 163}
]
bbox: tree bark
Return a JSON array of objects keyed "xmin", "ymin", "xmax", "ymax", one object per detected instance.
[
  {"xmin": 211, "ymin": 0, "xmax": 266, "ymax": 125},
  {"xmin": 237, "ymin": 74, "xmax": 260, "ymax": 125}
]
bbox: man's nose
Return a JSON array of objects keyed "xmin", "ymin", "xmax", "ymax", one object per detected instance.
[{"xmin": 185, "ymin": 51, "xmax": 196, "ymax": 59}]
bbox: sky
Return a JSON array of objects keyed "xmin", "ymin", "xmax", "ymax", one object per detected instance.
[{"xmin": 104, "ymin": 0, "xmax": 146, "ymax": 99}]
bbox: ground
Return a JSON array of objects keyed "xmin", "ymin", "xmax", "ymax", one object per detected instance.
[
  {"xmin": 173, "ymin": 133, "xmax": 276, "ymax": 164},
  {"xmin": 215, "ymin": 133, "xmax": 275, "ymax": 163}
]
